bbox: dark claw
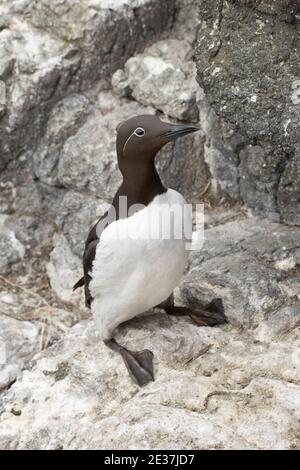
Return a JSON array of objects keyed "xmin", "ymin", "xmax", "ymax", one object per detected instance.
[
  {"xmin": 104, "ymin": 339, "xmax": 154, "ymax": 387},
  {"xmin": 120, "ymin": 348, "xmax": 154, "ymax": 387},
  {"xmin": 164, "ymin": 297, "xmax": 227, "ymax": 327}
]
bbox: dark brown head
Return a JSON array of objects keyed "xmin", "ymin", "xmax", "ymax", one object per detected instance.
[{"xmin": 116, "ymin": 114, "xmax": 199, "ymax": 176}]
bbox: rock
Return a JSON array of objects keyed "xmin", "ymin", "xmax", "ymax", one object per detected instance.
[
  {"xmin": 55, "ymin": 191, "xmax": 110, "ymax": 257},
  {"xmin": 195, "ymin": 0, "xmax": 300, "ymax": 224},
  {"xmin": 172, "ymin": 0, "xmax": 201, "ymax": 44},
  {"xmin": 57, "ymin": 90, "xmax": 208, "ymax": 202},
  {"xmin": 182, "ymin": 253, "xmax": 285, "ymax": 328},
  {"xmin": 198, "ymin": 94, "xmax": 243, "ymax": 201},
  {"xmin": 278, "ymin": 146, "xmax": 300, "ymax": 225},
  {"xmin": 0, "ymin": 18, "xmax": 80, "ymax": 171},
  {"xmin": 254, "ymin": 305, "xmax": 300, "ymax": 343},
  {"xmin": 183, "ymin": 217, "xmax": 300, "ymax": 327},
  {"xmin": 158, "ymin": 129, "xmax": 209, "ymax": 202},
  {"xmin": 0, "ymin": 216, "xmax": 25, "ymax": 274},
  {"xmin": 204, "ymin": 377, "xmax": 300, "ymax": 450},
  {"xmin": 26, "ymin": 0, "xmax": 176, "ymax": 85},
  {"xmin": 111, "ymin": 69, "xmax": 131, "ymax": 98},
  {"xmin": 0, "ymin": 0, "xmax": 175, "ymax": 169},
  {"xmin": 204, "ymin": 206, "xmax": 245, "ymax": 228},
  {"xmin": 33, "ymin": 94, "xmax": 90, "ymax": 186},
  {"xmin": 47, "ymin": 234, "xmax": 83, "ymax": 304},
  {"xmin": 239, "ymin": 144, "xmax": 283, "ymax": 222},
  {"xmin": 57, "ymin": 92, "xmax": 153, "ymax": 200},
  {"xmin": 0, "ymin": 315, "xmax": 299, "ymax": 449},
  {"xmin": 0, "ymin": 316, "xmax": 39, "ymax": 390},
  {"xmin": 123, "ymin": 39, "xmax": 199, "ymax": 121},
  {"xmin": 0, "ymin": 80, "xmax": 6, "ymax": 118},
  {"xmin": 5, "ymin": 214, "xmax": 54, "ymax": 250}
]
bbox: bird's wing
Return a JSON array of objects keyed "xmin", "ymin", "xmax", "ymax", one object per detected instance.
[{"xmin": 73, "ymin": 210, "xmax": 109, "ymax": 307}]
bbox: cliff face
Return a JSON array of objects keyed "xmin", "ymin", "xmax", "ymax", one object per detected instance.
[
  {"xmin": 0, "ymin": 0, "xmax": 300, "ymax": 450},
  {"xmin": 195, "ymin": 0, "xmax": 300, "ymax": 224}
]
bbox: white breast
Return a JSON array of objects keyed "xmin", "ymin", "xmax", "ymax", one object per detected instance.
[{"xmin": 90, "ymin": 189, "xmax": 191, "ymax": 340}]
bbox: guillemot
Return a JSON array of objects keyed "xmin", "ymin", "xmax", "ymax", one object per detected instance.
[{"xmin": 74, "ymin": 115, "xmax": 226, "ymax": 386}]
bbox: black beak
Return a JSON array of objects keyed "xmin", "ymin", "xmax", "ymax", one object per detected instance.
[{"xmin": 164, "ymin": 123, "xmax": 199, "ymax": 140}]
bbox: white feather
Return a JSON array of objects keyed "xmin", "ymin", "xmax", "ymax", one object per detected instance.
[{"xmin": 90, "ymin": 189, "xmax": 191, "ymax": 340}]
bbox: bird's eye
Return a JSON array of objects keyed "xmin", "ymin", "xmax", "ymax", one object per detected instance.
[{"xmin": 134, "ymin": 127, "xmax": 145, "ymax": 137}]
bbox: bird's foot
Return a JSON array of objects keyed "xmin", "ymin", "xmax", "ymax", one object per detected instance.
[
  {"xmin": 104, "ymin": 339, "xmax": 154, "ymax": 387},
  {"xmin": 165, "ymin": 298, "xmax": 227, "ymax": 327}
]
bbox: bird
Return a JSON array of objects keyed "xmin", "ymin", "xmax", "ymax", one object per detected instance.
[{"xmin": 73, "ymin": 114, "xmax": 226, "ymax": 386}]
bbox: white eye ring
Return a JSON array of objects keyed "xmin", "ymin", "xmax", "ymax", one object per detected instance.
[{"xmin": 134, "ymin": 127, "xmax": 145, "ymax": 137}]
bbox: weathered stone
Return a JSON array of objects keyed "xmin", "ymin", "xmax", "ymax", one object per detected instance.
[
  {"xmin": 123, "ymin": 39, "xmax": 199, "ymax": 121},
  {"xmin": 0, "ymin": 316, "xmax": 39, "ymax": 390},
  {"xmin": 254, "ymin": 305, "xmax": 300, "ymax": 343},
  {"xmin": 57, "ymin": 90, "xmax": 208, "ymax": 202},
  {"xmin": 0, "ymin": 316, "xmax": 299, "ymax": 449},
  {"xmin": 184, "ymin": 217, "xmax": 300, "ymax": 327},
  {"xmin": 195, "ymin": 0, "xmax": 300, "ymax": 224},
  {"xmin": 26, "ymin": 0, "xmax": 176, "ymax": 85},
  {"xmin": 58, "ymin": 93, "xmax": 152, "ymax": 200},
  {"xmin": 182, "ymin": 253, "xmax": 286, "ymax": 328},
  {"xmin": 0, "ymin": 81, "xmax": 6, "ymax": 118},
  {"xmin": 47, "ymin": 234, "xmax": 83, "ymax": 304},
  {"xmin": 198, "ymin": 93, "xmax": 242, "ymax": 200},
  {"xmin": 33, "ymin": 94, "xmax": 90, "ymax": 186},
  {"xmin": 158, "ymin": 129, "xmax": 209, "ymax": 202},
  {"xmin": 5, "ymin": 214, "xmax": 54, "ymax": 251},
  {"xmin": 0, "ymin": 217, "xmax": 25, "ymax": 274},
  {"xmin": 0, "ymin": 0, "xmax": 175, "ymax": 171},
  {"xmin": 111, "ymin": 69, "xmax": 131, "ymax": 98},
  {"xmin": 278, "ymin": 147, "xmax": 300, "ymax": 225},
  {"xmin": 55, "ymin": 191, "xmax": 110, "ymax": 257},
  {"xmin": 239, "ymin": 144, "xmax": 283, "ymax": 222}
]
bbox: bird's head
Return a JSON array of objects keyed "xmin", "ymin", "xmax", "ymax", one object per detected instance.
[{"xmin": 116, "ymin": 114, "xmax": 199, "ymax": 174}]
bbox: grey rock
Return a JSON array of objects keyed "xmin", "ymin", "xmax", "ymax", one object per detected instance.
[
  {"xmin": 204, "ymin": 207, "xmax": 245, "ymax": 228},
  {"xmin": 57, "ymin": 90, "xmax": 209, "ymax": 204},
  {"xmin": 198, "ymin": 96, "xmax": 242, "ymax": 200},
  {"xmin": 33, "ymin": 94, "xmax": 90, "ymax": 186},
  {"xmin": 0, "ymin": 316, "xmax": 39, "ymax": 390},
  {"xmin": 184, "ymin": 217, "xmax": 300, "ymax": 327},
  {"xmin": 173, "ymin": 0, "xmax": 201, "ymax": 44},
  {"xmin": 239, "ymin": 144, "xmax": 283, "ymax": 222},
  {"xmin": 47, "ymin": 234, "xmax": 83, "ymax": 305},
  {"xmin": 182, "ymin": 253, "xmax": 286, "ymax": 328},
  {"xmin": 55, "ymin": 191, "xmax": 110, "ymax": 257},
  {"xmin": 111, "ymin": 69, "xmax": 131, "ymax": 98},
  {"xmin": 254, "ymin": 305, "xmax": 300, "ymax": 343},
  {"xmin": 58, "ymin": 92, "xmax": 152, "ymax": 200},
  {"xmin": 123, "ymin": 39, "xmax": 199, "ymax": 121},
  {"xmin": 26, "ymin": 0, "xmax": 176, "ymax": 85},
  {"xmin": 278, "ymin": 146, "xmax": 300, "ymax": 225},
  {"xmin": 0, "ymin": 317, "xmax": 299, "ymax": 449},
  {"xmin": 195, "ymin": 0, "xmax": 300, "ymax": 224},
  {"xmin": 0, "ymin": 217, "xmax": 25, "ymax": 274},
  {"xmin": 158, "ymin": 129, "xmax": 209, "ymax": 202},
  {"xmin": 0, "ymin": 19, "xmax": 80, "ymax": 171},
  {"xmin": 0, "ymin": 0, "xmax": 175, "ymax": 170},
  {"xmin": 0, "ymin": 28, "xmax": 15, "ymax": 81},
  {"xmin": 0, "ymin": 81, "xmax": 6, "ymax": 118},
  {"xmin": 5, "ymin": 214, "xmax": 54, "ymax": 251}
]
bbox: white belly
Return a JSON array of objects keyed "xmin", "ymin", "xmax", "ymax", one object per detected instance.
[{"xmin": 90, "ymin": 189, "xmax": 191, "ymax": 340}]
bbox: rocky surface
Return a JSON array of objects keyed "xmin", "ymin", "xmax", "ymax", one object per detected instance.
[
  {"xmin": 0, "ymin": 0, "xmax": 299, "ymax": 451},
  {"xmin": 0, "ymin": 311, "xmax": 299, "ymax": 450},
  {"xmin": 1, "ymin": 215, "xmax": 300, "ymax": 449},
  {"xmin": 195, "ymin": 0, "xmax": 300, "ymax": 224}
]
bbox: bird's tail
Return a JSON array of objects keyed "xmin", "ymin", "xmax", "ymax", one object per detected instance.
[{"xmin": 73, "ymin": 276, "xmax": 84, "ymax": 291}]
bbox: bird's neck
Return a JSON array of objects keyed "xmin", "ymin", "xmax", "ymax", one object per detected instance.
[{"xmin": 118, "ymin": 158, "xmax": 166, "ymax": 207}]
